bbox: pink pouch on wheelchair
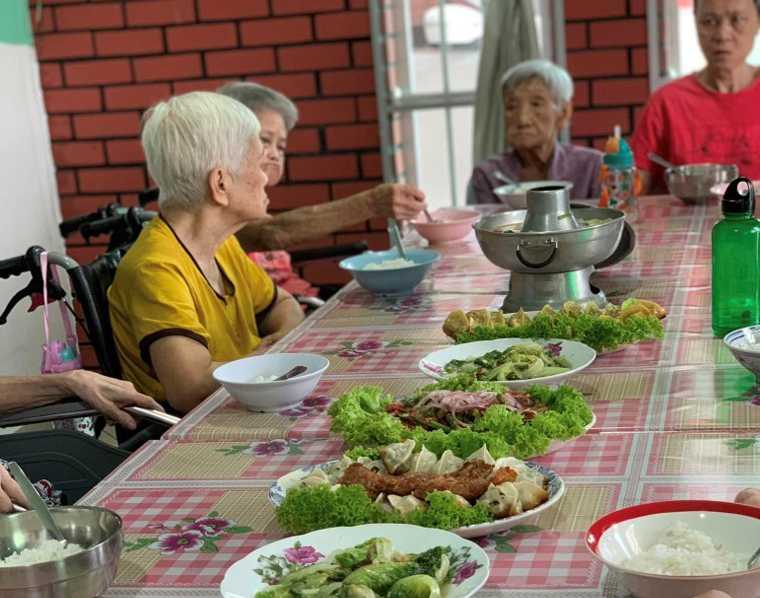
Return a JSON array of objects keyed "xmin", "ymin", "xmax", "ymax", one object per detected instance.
[
  {"xmin": 40, "ymin": 252, "xmax": 94, "ymax": 435},
  {"xmin": 40, "ymin": 252, "xmax": 82, "ymax": 374}
]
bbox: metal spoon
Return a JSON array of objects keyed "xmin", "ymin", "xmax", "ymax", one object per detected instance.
[
  {"xmin": 274, "ymin": 365, "xmax": 307, "ymax": 381},
  {"xmin": 647, "ymin": 152, "xmax": 678, "ymax": 171},
  {"xmin": 494, "ymin": 170, "xmax": 516, "ymax": 186},
  {"xmin": 387, "ymin": 218, "xmax": 407, "ymax": 260},
  {"xmin": 748, "ymin": 544, "xmax": 760, "ymax": 569},
  {"xmin": 8, "ymin": 462, "xmax": 65, "ymax": 542},
  {"xmin": 423, "ymin": 209, "xmax": 442, "ymax": 223}
]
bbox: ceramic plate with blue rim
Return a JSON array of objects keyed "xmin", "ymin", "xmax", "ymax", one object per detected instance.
[
  {"xmin": 220, "ymin": 523, "xmax": 490, "ymax": 598},
  {"xmin": 419, "ymin": 337, "xmax": 596, "ymax": 389},
  {"xmin": 269, "ymin": 460, "xmax": 565, "ymax": 539}
]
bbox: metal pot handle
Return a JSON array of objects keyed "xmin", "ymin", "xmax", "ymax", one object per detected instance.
[{"xmin": 516, "ymin": 237, "xmax": 558, "ymax": 269}]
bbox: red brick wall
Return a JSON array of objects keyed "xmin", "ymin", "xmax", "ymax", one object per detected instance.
[
  {"xmin": 32, "ymin": 0, "xmax": 382, "ymax": 286},
  {"xmin": 33, "ymin": 0, "xmax": 653, "ymax": 284},
  {"xmin": 565, "ymin": 0, "xmax": 649, "ymax": 151}
]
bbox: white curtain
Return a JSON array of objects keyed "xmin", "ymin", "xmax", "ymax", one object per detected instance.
[
  {"xmin": 0, "ymin": 0, "xmax": 65, "ymax": 375},
  {"xmin": 472, "ymin": 0, "xmax": 539, "ymax": 165}
]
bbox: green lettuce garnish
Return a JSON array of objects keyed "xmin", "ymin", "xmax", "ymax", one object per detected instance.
[
  {"xmin": 327, "ymin": 377, "xmax": 592, "ymax": 459},
  {"xmin": 456, "ymin": 312, "xmax": 664, "ymax": 353},
  {"xmin": 275, "ymin": 485, "xmax": 492, "ymax": 535}
]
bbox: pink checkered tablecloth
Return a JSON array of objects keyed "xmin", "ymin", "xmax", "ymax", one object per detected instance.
[
  {"xmin": 76, "ymin": 197, "xmax": 760, "ymax": 596},
  {"xmin": 79, "ymin": 430, "xmax": 760, "ymax": 597}
]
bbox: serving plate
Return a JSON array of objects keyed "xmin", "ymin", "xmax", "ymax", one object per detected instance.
[
  {"xmin": 269, "ymin": 461, "xmax": 565, "ymax": 539},
  {"xmin": 420, "ymin": 337, "xmax": 596, "ymax": 388},
  {"xmin": 220, "ymin": 523, "xmax": 489, "ymax": 598}
]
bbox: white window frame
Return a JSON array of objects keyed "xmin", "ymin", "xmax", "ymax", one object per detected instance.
[{"xmin": 369, "ymin": 0, "xmax": 566, "ymax": 206}]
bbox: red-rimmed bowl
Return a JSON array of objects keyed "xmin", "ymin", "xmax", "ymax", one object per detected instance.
[
  {"xmin": 412, "ymin": 208, "xmax": 481, "ymax": 245},
  {"xmin": 586, "ymin": 500, "xmax": 760, "ymax": 598}
]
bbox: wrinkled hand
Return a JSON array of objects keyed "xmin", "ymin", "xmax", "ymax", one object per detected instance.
[
  {"xmin": 64, "ymin": 370, "xmax": 164, "ymax": 430},
  {"xmin": 0, "ymin": 467, "xmax": 28, "ymax": 514},
  {"xmin": 370, "ymin": 183, "xmax": 427, "ymax": 221},
  {"xmin": 735, "ymin": 487, "xmax": 760, "ymax": 508}
]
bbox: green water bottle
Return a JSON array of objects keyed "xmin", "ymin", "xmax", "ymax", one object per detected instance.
[{"xmin": 712, "ymin": 177, "xmax": 760, "ymax": 337}]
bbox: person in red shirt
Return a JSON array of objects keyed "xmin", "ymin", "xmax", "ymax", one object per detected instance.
[{"xmin": 631, "ymin": 0, "xmax": 760, "ymax": 195}]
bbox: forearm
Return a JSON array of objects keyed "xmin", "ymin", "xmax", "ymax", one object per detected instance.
[
  {"xmin": 259, "ymin": 296, "xmax": 304, "ymax": 337},
  {"xmin": 162, "ymin": 361, "xmax": 225, "ymax": 414},
  {"xmin": 0, "ymin": 373, "xmax": 76, "ymax": 413},
  {"xmin": 237, "ymin": 192, "xmax": 376, "ymax": 251}
]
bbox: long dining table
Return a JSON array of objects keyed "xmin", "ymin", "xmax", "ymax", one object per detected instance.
[{"xmin": 78, "ymin": 195, "xmax": 760, "ymax": 597}]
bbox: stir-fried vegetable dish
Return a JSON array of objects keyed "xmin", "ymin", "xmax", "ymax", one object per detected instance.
[
  {"xmin": 442, "ymin": 341, "xmax": 571, "ymax": 381},
  {"xmin": 255, "ymin": 537, "xmax": 466, "ymax": 597}
]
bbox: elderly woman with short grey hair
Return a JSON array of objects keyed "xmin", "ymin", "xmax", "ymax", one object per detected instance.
[
  {"xmin": 217, "ymin": 81, "xmax": 427, "ymax": 298},
  {"xmin": 108, "ymin": 91, "xmax": 304, "ymax": 414},
  {"xmin": 469, "ymin": 59, "xmax": 603, "ymax": 203}
]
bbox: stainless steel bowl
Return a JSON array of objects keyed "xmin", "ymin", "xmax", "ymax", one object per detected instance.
[
  {"xmin": 0, "ymin": 506, "xmax": 122, "ymax": 598},
  {"xmin": 473, "ymin": 207, "xmax": 625, "ymax": 273},
  {"xmin": 665, "ymin": 163, "xmax": 739, "ymax": 203}
]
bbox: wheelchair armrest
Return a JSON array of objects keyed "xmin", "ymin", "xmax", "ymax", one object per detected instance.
[
  {"xmin": 0, "ymin": 398, "xmax": 98, "ymax": 428},
  {"xmin": 289, "ymin": 241, "xmax": 369, "ymax": 264}
]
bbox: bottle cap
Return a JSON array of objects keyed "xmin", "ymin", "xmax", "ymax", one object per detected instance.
[
  {"xmin": 722, "ymin": 177, "xmax": 755, "ymax": 213},
  {"xmin": 603, "ymin": 137, "xmax": 634, "ymax": 167}
]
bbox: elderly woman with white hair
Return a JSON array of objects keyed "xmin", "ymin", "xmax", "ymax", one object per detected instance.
[
  {"xmin": 469, "ymin": 59, "xmax": 603, "ymax": 203},
  {"xmin": 217, "ymin": 81, "xmax": 427, "ymax": 299},
  {"xmin": 108, "ymin": 91, "xmax": 304, "ymax": 414}
]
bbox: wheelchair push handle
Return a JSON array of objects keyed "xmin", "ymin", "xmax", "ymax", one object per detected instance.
[
  {"xmin": 0, "ymin": 246, "xmax": 43, "ymax": 280},
  {"xmin": 0, "ymin": 255, "xmax": 28, "ymax": 279},
  {"xmin": 59, "ymin": 203, "xmax": 122, "ymax": 238},
  {"xmin": 79, "ymin": 214, "xmax": 124, "ymax": 239}
]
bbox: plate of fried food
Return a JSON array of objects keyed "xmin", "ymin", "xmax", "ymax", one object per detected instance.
[
  {"xmin": 270, "ymin": 439, "xmax": 565, "ymax": 539},
  {"xmin": 443, "ymin": 299, "xmax": 667, "ymax": 353}
]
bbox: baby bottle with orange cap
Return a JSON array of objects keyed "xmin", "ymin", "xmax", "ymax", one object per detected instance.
[{"xmin": 600, "ymin": 125, "xmax": 640, "ymax": 223}]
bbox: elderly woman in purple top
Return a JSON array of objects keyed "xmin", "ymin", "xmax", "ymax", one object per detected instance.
[{"xmin": 469, "ymin": 59, "xmax": 603, "ymax": 203}]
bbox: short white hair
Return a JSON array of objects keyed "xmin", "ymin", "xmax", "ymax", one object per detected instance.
[
  {"xmin": 141, "ymin": 91, "xmax": 261, "ymax": 212},
  {"xmin": 500, "ymin": 59, "xmax": 574, "ymax": 106}
]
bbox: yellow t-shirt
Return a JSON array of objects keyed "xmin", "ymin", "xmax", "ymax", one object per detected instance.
[{"xmin": 108, "ymin": 215, "xmax": 276, "ymax": 402}]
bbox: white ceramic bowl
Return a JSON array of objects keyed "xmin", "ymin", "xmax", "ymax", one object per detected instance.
[
  {"xmin": 212, "ymin": 353, "xmax": 329, "ymax": 412},
  {"xmin": 587, "ymin": 500, "xmax": 760, "ymax": 598},
  {"xmin": 419, "ymin": 337, "xmax": 596, "ymax": 389},
  {"xmin": 220, "ymin": 523, "xmax": 489, "ymax": 598},
  {"xmin": 724, "ymin": 326, "xmax": 760, "ymax": 383},
  {"xmin": 492, "ymin": 180, "xmax": 574, "ymax": 209}
]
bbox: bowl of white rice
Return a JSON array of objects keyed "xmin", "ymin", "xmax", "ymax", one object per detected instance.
[
  {"xmin": 213, "ymin": 352, "xmax": 329, "ymax": 412},
  {"xmin": 339, "ymin": 249, "xmax": 440, "ymax": 297},
  {"xmin": 586, "ymin": 500, "xmax": 760, "ymax": 598},
  {"xmin": 0, "ymin": 506, "xmax": 122, "ymax": 598}
]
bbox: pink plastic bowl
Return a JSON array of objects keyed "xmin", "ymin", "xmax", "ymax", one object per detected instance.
[
  {"xmin": 586, "ymin": 500, "xmax": 760, "ymax": 598},
  {"xmin": 412, "ymin": 208, "xmax": 481, "ymax": 245}
]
